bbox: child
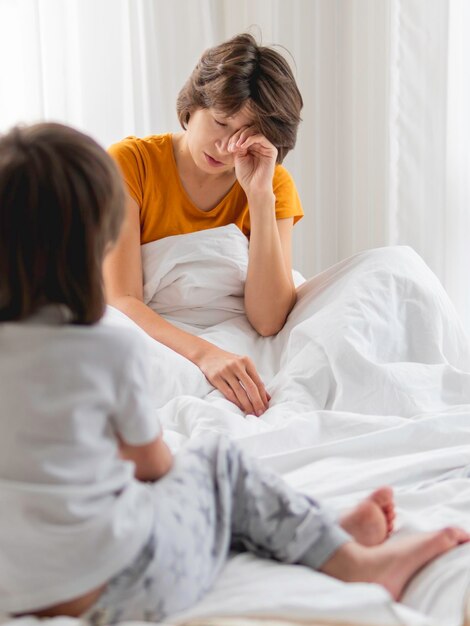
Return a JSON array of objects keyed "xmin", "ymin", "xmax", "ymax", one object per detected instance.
[{"xmin": 0, "ymin": 122, "xmax": 468, "ymax": 624}]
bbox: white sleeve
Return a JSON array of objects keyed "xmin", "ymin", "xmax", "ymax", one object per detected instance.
[{"xmin": 112, "ymin": 333, "xmax": 161, "ymax": 445}]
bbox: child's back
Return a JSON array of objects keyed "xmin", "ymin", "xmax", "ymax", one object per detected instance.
[{"xmin": 0, "ymin": 306, "xmax": 159, "ymax": 613}]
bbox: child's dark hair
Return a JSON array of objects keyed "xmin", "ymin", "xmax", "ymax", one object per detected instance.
[
  {"xmin": 0, "ymin": 122, "xmax": 125, "ymax": 324},
  {"xmin": 177, "ymin": 33, "xmax": 303, "ymax": 164}
]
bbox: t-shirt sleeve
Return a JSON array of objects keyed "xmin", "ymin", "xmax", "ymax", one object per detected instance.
[
  {"xmin": 112, "ymin": 331, "xmax": 161, "ymax": 446},
  {"xmin": 273, "ymin": 165, "xmax": 304, "ymax": 224},
  {"xmin": 108, "ymin": 137, "xmax": 145, "ymax": 207}
]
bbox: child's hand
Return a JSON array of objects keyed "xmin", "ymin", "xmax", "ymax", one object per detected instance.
[{"xmin": 228, "ymin": 127, "xmax": 277, "ymax": 201}]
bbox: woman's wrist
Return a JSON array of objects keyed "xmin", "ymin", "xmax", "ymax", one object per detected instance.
[
  {"xmin": 246, "ymin": 191, "xmax": 276, "ymax": 215},
  {"xmin": 184, "ymin": 334, "xmax": 218, "ymax": 366}
]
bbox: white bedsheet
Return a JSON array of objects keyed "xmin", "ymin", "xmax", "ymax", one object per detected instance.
[{"xmin": 5, "ymin": 225, "xmax": 470, "ymax": 626}]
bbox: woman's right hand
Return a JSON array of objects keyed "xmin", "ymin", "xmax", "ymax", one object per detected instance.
[{"xmin": 195, "ymin": 344, "xmax": 270, "ymax": 416}]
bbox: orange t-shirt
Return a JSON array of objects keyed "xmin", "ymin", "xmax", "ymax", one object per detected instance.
[{"xmin": 108, "ymin": 134, "xmax": 304, "ymax": 244}]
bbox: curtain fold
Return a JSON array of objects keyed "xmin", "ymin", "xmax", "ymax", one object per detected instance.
[
  {"xmin": 442, "ymin": 0, "xmax": 470, "ymax": 331},
  {"xmin": 389, "ymin": 0, "xmax": 449, "ymax": 275},
  {"xmin": 390, "ymin": 0, "xmax": 470, "ymax": 333}
]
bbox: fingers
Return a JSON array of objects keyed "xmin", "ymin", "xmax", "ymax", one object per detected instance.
[
  {"xmin": 228, "ymin": 377, "xmax": 259, "ymax": 415},
  {"xmin": 214, "ymin": 362, "xmax": 270, "ymax": 416},
  {"xmin": 228, "ymin": 125, "xmax": 253, "ymax": 150},
  {"xmin": 199, "ymin": 347, "xmax": 270, "ymax": 416},
  {"xmin": 216, "ymin": 379, "xmax": 245, "ymax": 413},
  {"xmin": 234, "ymin": 356, "xmax": 269, "ymax": 416},
  {"xmin": 228, "ymin": 126, "xmax": 277, "ymax": 159},
  {"xmin": 229, "ymin": 376, "xmax": 266, "ymax": 417},
  {"xmin": 244, "ymin": 361, "xmax": 270, "ymax": 408},
  {"xmin": 237, "ymin": 134, "xmax": 274, "ymax": 154},
  {"xmin": 216, "ymin": 377, "xmax": 261, "ymax": 416}
]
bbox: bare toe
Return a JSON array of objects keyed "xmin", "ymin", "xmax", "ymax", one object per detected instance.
[
  {"xmin": 340, "ymin": 501, "xmax": 388, "ymax": 547},
  {"xmin": 340, "ymin": 487, "xmax": 395, "ymax": 547},
  {"xmin": 323, "ymin": 526, "xmax": 470, "ymax": 602},
  {"xmin": 376, "ymin": 526, "xmax": 470, "ymax": 599},
  {"xmin": 369, "ymin": 487, "xmax": 395, "ymax": 533},
  {"xmin": 369, "ymin": 486, "xmax": 393, "ymax": 506}
]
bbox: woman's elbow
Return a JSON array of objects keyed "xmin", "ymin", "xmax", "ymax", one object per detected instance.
[
  {"xmin": 255, "ymin": 321, "xmax": 283, "ymax": 337},
  {"xmin": 249, "ymin": 312, "xmax": 289, "ymax": 336},
  {"xmin": 248, "ymin": 292, "xmax": 297, "ymax": 336}
]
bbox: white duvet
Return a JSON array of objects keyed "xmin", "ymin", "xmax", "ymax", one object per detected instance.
[{"xmin": 6, "ymin": 224, "xmax": 470, "ymax": 626}]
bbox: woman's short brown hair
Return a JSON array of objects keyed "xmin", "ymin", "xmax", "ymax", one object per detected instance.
[
  {"xmin": 0, "ymin": 122, "xmax": 125, "ymax": 324},
  {"xmin": 176, "ymin": 33, "xmax": 303, "ymax": 163}
]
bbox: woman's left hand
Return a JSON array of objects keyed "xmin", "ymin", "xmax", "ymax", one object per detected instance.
[{"xmin": 229, "ymin": 127, "xmax": 278, "ymax": 199}]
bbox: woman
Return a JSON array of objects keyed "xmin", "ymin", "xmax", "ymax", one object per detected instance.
[{"xmin": 105, "ymin": 33, "xmax": 304, "ymax": 416}]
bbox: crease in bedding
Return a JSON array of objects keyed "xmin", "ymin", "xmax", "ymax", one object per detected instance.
[
  {"xmin": 100, "ymin": 225, "xmax": 470, "ymax": 626},
  {"xmin": 6, "ymin": 225, "xmax": 470, "ymax": 626}
]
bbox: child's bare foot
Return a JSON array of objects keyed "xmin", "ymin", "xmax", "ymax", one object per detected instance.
[
  {"xmin": 321, "ymin": 527, "xmax": 470, "ymax": 600},
  {"xmin": 340, "ymin": 487, "xmax": 395, "ymax": 546}
]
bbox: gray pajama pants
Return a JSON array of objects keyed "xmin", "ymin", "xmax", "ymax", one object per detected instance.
[{"xmin": 82, "ymin": 434, "xmax": 350, "ymax": 625}]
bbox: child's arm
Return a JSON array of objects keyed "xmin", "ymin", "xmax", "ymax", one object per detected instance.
[{"xmin": 118, "ymin": 433, "xmax": 173, "ymax": 482}]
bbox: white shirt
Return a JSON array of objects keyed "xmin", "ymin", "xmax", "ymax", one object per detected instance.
[{"xmin": 0, "ymin": 306, "xmax": 161, "ymax": 613}]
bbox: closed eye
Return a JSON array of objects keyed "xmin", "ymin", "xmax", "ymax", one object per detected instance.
[{"xmin": 213, "ymin": 117, "xmax": 227, "ymax": 127}]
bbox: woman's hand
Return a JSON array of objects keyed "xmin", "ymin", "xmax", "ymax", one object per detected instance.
[
  {"xmin": 229, "ymin": 127, "xmax": 278, "ymax": 199},
  {"xmin": 195, "ymin": 343, "xmax": 270, "ymax": 416}
]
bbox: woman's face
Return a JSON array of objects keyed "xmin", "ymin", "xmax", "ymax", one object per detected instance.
[{"xmin": 185, "ymin": 106, "xmax": 254, "ymax": 175}]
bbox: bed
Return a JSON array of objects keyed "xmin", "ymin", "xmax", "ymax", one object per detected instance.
[{"xmin": 4, "ymin": 224, "xmax": 470, "ymax": 626}]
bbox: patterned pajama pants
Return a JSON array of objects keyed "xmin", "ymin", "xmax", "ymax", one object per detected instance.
[{"xmin": 82, "ymin": 433, "xmax": 350, "ymax": 625}]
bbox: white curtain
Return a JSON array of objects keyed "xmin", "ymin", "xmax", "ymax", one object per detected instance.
[
  {"xmin": 1, "ymin": 0, "xmax": 469, "ymax": 332},
  {"xmin": 390, "ymin": 0, "xmax": 470, "ymax": 333}
]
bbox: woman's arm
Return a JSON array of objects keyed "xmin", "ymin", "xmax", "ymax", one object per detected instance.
[
  {"xmin": 245, "ymin": 210, "xmax": 296, "ymax": 336},
  {"xmin": 230, "ymin": 131, "xmax": 297, "ymax": 336},
  {"xmin": 103, "ymin": 196, "xmax": 269, "ymax": 416},
  {"xmin": 118, "ymin": 432, "xmax": 173, "ymax": 481}
]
